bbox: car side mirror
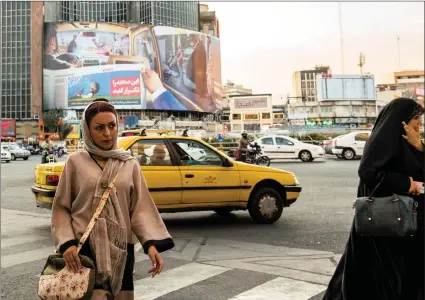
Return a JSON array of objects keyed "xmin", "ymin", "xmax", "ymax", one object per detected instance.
[{"xmin": 223, "ymin": 157, "xmax": 233, "ymax": 167}]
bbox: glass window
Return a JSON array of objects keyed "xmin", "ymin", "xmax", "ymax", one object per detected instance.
[
  {"xmin": 244, "ymin": 114, "xmax": 259, "ymax": 120},
  {"xmin": 261, "ymin": 137, "xmax": 274, "ymax": 145},
  {"xmin": 127, "ymin": 139, "xmax": 172, "ymax": 166},
  {"xmin": 355, "ymin": 133, "xmax": 369, "ymax": 141},
  {"xmin": 232, "ymin": 113, "xmax": 241, "ymax": 120},
  {"xmin": 261, "ymin": 113, "xmax": 271, "ymax": 119},
  {"xmin": 171, "ymin": 139, "xmax": 223, "ymax": 166},
  {"xmin": 275, "ymin": 137, "xmax": 294, "ymax": 146}
]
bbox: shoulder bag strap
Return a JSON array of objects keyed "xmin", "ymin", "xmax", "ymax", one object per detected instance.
[
  {"xmin": 367, "ymin": 173, "xmax": 386, "ymax": 199},
  {"xmin": 76, "ymin": 172, "xmax": 120, "ymax": 253}
]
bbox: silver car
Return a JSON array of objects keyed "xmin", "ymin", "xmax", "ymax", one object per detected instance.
[{"xmin": 7, "ymin": 143, "xmax": 31, "ymax": 160}]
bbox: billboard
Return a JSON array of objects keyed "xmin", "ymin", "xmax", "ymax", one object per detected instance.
[
  {"xmin": 316, "ymin": 74, "xmax": 376, "ymax": 101},
  {"xmin": 1, "ymin": 119, "xmax": 16, "ymax": 138},
  {"xmin": 233, "ymin": 96, "xmax": 269, "ymax": 110},
  {"xmin": 43, "ymin": 22, "xmax": 222, "ymax": 112}
]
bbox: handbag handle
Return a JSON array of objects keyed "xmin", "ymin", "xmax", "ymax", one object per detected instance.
[{"xmin": 76, "ymin": 173, "xmax": 120, "ymax": 253}]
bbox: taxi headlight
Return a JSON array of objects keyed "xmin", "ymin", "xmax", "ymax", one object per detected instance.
[{"xmin": 294, "ymin": 176, "xmax": 299, "ymax": 185}]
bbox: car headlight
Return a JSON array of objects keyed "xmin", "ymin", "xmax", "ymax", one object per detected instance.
[{"xmin": 294, "ymin": 176, "xmax": 300, "ymax": 185}]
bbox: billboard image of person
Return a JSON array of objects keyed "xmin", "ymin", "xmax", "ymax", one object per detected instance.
[{"xmin": 153, "ymin": 26, "xmax": 223, "ymax": 112}]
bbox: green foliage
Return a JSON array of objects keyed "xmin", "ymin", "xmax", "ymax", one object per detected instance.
[
  {"xmin": 42, "ymin": 109, "xmax": 71, "ymax": 141},
  {"xmin": 42, "ymin": 109, "xmax": 67, "ymax": 133}
]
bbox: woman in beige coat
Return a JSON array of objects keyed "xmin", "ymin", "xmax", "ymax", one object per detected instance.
[{"xmin": 52, "ymin": 99, "xmax": 174, "ymax": 299}]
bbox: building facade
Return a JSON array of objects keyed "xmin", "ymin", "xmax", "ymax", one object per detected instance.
[
  {"xmin": 224, "ymin": 94, "xmax": 285, "ymax": 132},
  {"xmin": 199, "ymin": 4, "xmax": 220, "ymax": 37},
  {"xmin": 0, "ymin": 1, "xmax": 32, "ymax": 119},
  {"xmin": 394, "ymin": 70, "xmax": 424, "ymax": 90},
  {"xmin": 288, "ymin": 72, "xmax": 385, "ymax": 128},
  {"xmin": 292, "ymin": 65, "xmax": 330, "ymax": 102},
  {"xmin": 1, "ymin": 0, "xmax": 202, "ymax": 141},
  {"xmin": 44, "ymin": 1, "xmax": 199, "ymax": 31}
]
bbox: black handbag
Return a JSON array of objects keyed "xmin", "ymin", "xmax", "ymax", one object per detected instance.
[{"xmin": 353, "ymin": 177, "xmax": 418, "ymax": 237}]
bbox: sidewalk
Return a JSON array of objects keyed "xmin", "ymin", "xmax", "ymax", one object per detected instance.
[{"xmin": 1, "ymin": 209, "xmax": 341, "ymax": 299}]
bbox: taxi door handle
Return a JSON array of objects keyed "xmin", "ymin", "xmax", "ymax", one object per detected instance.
[{"xmin": 185, "ymin": 174, "xmax": 194, "ymax": 178}]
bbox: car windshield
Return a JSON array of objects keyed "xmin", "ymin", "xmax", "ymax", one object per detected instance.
[{"xmin": 8, "ymin": 145, "xmax": 19, "ymax": 150}]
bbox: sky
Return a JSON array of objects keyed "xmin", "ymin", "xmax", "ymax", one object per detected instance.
[{"xmin": 204, "ymin": 2, "xmax": 424, "ymax": 100}]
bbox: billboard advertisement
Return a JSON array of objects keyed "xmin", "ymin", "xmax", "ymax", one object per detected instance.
[
  {"xmin": 316, "ymin": 74, "xmax": 376, "ymax": 101},
  {"xmin": 233, "ymin": 96, "xmax": 269, "ymax": 110},
  {"xmin": 1, "ymin": 119, "xmax": 16, "ymax": 138},
  {"xmin": 43, "ymin": 22, "xmax": 222, "ymax": 112}
]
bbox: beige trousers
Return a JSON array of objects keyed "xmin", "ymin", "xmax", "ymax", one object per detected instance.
[{"xmin": 90, "ymin": 290, "xmax": 134, "ymax": 300}]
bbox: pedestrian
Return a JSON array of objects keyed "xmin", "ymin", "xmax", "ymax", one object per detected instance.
[
  {"xmin": 51, "ymin": 99, "xmax": 174, "ymax": 299},
  {"xmin": 322, "ymin": 98, "xmax": 424, "ymax": 300}
]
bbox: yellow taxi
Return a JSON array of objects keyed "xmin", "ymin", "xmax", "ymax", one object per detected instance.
[{"xmin": 31, "ymin": 130, "xmax": 302, "ymax": 224}]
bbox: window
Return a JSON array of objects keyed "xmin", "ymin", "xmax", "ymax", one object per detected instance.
[
  {"xmin": 127, "ymin": 139, "xmax": 172, "ymax": 166},
  {"xmin": 273, "ymin": 113, "xmax": 284, "ymax": 119},
  {"xmin": 261, "ymin": 113, "xmax": 271, "ymax": 119},
  {"xmin": 276, "ymin": 137, "xmax": 294, "ymax": 146},
  {"xmin": 261, "ymin": 137, "xmax": 274, "ymax": 145},
  {"xmin": 244, "ymin": 113, "xmax": 259, "ymax": 120},
  {"xmin": 355, "ymin": 133, "xmax": 369, "ymax": 141},
  {"xmin": 232, "ymin": 113, "xmax": 241, "ymax": 120},
  {"xmin": 171, "ymin": 140, "xmax": 223, "ymax": 166}
]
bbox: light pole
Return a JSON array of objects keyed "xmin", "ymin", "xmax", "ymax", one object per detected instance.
[{"xmin": 338, "ymin": 2, "xmax": 345, "ymax": 74}]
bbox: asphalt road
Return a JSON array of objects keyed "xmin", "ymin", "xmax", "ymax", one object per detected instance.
[{"xmin": 1, "ymin": 154, "xmax": 360, "ymax": 254}]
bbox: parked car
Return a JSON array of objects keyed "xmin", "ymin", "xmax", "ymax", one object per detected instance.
[
  {"xmin": 254, "ymin": 135, "xmax": 325, "ymax": 162},
  {"xmin": 31, "ymin": 134, "xmax": 302, "ymax": 224},
  {"xmin": 6, "ymin": 143, "xmax": 31, "ymax": 160},
  {"xmin": 1, "ymin": 145, "xmax": 11, "ymax": 163},
  {"xmin": 331, "ymin": 131, "xmax": 371, "ymax": 160}
]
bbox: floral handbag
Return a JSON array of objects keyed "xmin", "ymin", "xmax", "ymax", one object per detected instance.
[{"xmin": 38, "ymin": 174, "xmax": 119, "ymax": 300}]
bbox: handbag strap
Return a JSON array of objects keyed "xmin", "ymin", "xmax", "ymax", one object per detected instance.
[
  {"xmin": 367, "ymin": 174, "xmax": 385, "ymax": 199},
  {"xmin": 76, "ymin": 172, "xmax": 120, "ymax": 253}
]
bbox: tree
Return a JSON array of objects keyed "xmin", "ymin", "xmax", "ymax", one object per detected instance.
[{"xmin": 42, "ymin": 109, "xmax": 73, "ymax": 141}]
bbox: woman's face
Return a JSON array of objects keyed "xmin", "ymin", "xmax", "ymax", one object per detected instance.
[
  {"xmin": 407, "ymin": 113, "xmax": 423, "ymax": 132},
  {"xmin": 89, "ymin": 112, "xmax": 118, "ymax": 150}
]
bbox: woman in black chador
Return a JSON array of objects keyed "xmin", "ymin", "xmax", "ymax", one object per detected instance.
[{"xmin": 322, "ymin": 98, "xmax": 424, "ymax": 300}]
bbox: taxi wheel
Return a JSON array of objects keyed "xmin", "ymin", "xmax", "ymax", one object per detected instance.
[
  {"xmin": 214, "ymin": 208, "xmax": 233, "ymax": 216},
  {"xmin": 248, "ymin": 187, "xmax": 283, "ymax": 224}
]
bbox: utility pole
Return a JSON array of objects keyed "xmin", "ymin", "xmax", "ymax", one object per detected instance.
[
  {"xmin": 396, "ymin": 35, "xmax": 401, "ymax": 71},
  {"xmin": 338, "ymin": 2, "xmax": 345, "ymax": 74},
  {"xmin": 358, "ymin": 52, "xmax": 365, "ymax": 74}
]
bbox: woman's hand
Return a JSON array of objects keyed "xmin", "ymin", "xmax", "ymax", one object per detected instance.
[
  {"xmin": 408, "ymin": 177, "xmax": 422, "ymax": 196},
  {"xmin": 147, "ymin": 245, "xmax": 163, "ymax": 277},
  {"xmin": 63, "ymin": 245, "xmax": 82, "ymax": 272},
  {"xmin": 402, "ymin": 121, "xmax": 423, "ymax": 151}
]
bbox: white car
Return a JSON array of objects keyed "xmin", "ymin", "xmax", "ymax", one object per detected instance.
[
  {"xmin": 254, "ymin": 135, "xmax": 325, "ymax": 162},
  {"xmin": 1, "ymin": 145, "xmax": 11, "ymax": 163},
  {"xmin": 331, "ymin": 131, "xmax": 371, "ymax": 160}
]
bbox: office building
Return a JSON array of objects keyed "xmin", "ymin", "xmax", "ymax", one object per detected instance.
[
  {"xmin": 292, "ymin": 65, "xmax": 330, "ymax": 102},
  {"xmin": 45, "ymin": 1, "xmax": 199, "ymax": 31},
  {"xmin": 1, "ymin": 0, "xmax": 201, "ymax": 123},
  {"xmin": 1, "ymin": 1, "xmax": 32, "ymax": 120}
]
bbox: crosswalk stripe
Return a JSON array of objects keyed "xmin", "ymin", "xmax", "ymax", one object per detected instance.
[
  {"xmin": 1, "ymin": 246, "xmax": 54, "ymax": 268},
  {"xmin": 1, "ymin": 234, "xmax": 49, "ymax": 249},
  {"xmin": 228, "ymin": 277, "xmax": 326, "ymax": 300},
  {"xmin": 134, "ymin": 262, "xmax": 230, "ymax": 300}
]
